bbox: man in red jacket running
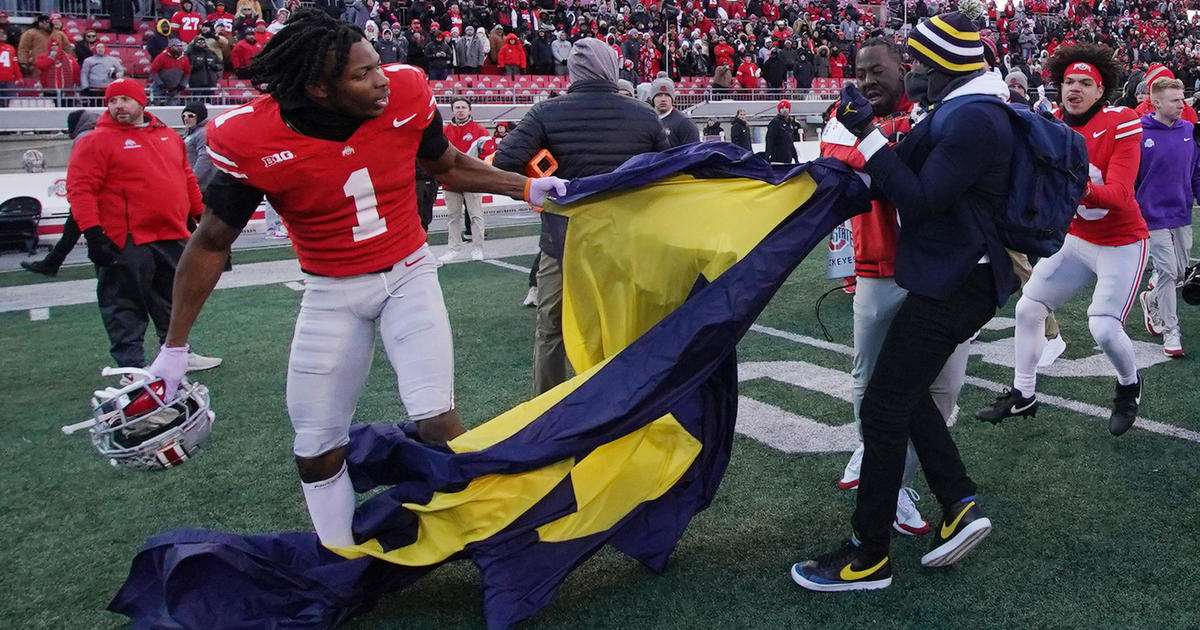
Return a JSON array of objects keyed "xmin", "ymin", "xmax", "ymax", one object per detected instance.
[{"xmin": 66, "ymin": 78, "xmax": 221, "ymax": 372}]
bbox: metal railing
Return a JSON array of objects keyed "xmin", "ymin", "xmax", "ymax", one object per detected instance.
[{"xmin": 0, "ymin": 83, "xmax": 848, "ymax": 111}]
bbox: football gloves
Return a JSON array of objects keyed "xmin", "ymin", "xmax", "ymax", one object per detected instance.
[
  {"xmin": 147, "ymin": 344, "xmax": 190, "ymax": 400},
  {"xmin": 836, "ymin": 84, "xmax": 876, "ymax": 137},
  {"xmin": 525, "ymin": 176, "xmax": 568, "ymax": 208}
]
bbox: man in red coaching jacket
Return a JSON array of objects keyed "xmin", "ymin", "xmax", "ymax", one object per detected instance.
[
  {"xmin": 66, "ymin": 78, "xmax": 221, "ymax": 372},
  {"xmin": 439, "ymin": 97, "xmax": 495, "ymax": 262}
]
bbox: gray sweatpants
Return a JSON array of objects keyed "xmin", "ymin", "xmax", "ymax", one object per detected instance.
[
  {"xmin": 851, "ymin": 276, "xmax": 971, "ymax": 485},
  {"xmin": 1145, "ymin": 225, "xmax": 1193, "ymax": 336}
]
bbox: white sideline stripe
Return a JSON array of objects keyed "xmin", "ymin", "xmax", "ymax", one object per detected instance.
[
  {"xmin": 0, "ymin": 235, "xmax": 540, "ymax": 313},
  {"xmin": 284, "ymin": 281, "xmax": 305, "ymax": 291},
  {"xmin": 747, "ymin": 324, "xmax": 1199, "ymax": 444},
  {"xmin": 482, "ymin": 259, "xmax": 531, "ymax": 273},
  {"xmin": 29, "ymin": 307, "xmax": 48, "ymax": 321}
]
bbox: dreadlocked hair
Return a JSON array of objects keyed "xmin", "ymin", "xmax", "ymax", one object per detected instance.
[
  {"xmin": 247, "ymin": 8, "xmax": 365, "ymax": 107},
  {"xmin": 1046, "ymin": 43, "xmax": 1123, "ymax": 102}
]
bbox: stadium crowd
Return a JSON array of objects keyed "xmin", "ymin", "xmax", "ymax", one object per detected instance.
[{"xmin": 3, "ymin": 0, "xmax": 1200, "ymax": 101}]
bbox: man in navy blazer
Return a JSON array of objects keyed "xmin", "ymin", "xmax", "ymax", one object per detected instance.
[{"xmin": 791, "ymin": 12, "xmax": 1016, "ymax": 593}]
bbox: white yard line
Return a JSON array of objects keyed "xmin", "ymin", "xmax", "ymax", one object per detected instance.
[
  {"xmin": 748, "ymin": 324, "xmax": 1199, "ymax": 444},
  {"xmin": 28, "ymin": 307, "xmax": 48, "ymax": 321},
  {"xmin": 0, "ymin": 236, "xmax": 541, "ymax": 313}
]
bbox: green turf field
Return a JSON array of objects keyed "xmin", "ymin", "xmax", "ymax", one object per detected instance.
[{"xmin": 1, "ymin": 233, "xmax": 1197, "ymax": 630}]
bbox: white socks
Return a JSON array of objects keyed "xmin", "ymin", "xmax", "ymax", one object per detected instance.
[
  {"xmin": 300, "ymin": 463, "xmax": 356, "ymax": 548},
  {"xmin": 1089, "ymin": 315, "xmax": 1139, "ymax": 385},
  {"xmin": 1013, "ymin": 296, "xmax": 1049, "ymax": 397}
]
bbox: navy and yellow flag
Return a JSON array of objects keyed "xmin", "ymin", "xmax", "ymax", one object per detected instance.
[{"xmin": 109, "ymin": 144, "xmax": 869, "ymax": 630}]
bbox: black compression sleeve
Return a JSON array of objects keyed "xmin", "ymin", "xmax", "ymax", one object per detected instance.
[
  {"xmin": 203, "ymin": 170, "xmax": 266, "ymax": 230},
  {"xmin": 417, "ymin": 110, "xmax": 450, "ymax": 161}
]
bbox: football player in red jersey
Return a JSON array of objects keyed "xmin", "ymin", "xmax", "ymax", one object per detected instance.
[
  {"xmin": 146, "ymin": 10, "xmax": 566, "ymax": 551},
  {"xmin": 977, "ymin": 44, "xmax": 1149, "ymax": 436},
  {"xmin": 819, "ymin": 38, "xmax": 956, "ymax": 537}
]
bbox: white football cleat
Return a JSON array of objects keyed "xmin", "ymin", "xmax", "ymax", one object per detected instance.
[
  {"xmin": 838, "ymin": 443, "xmax": 863, "ymax": 490},
  {"xmin": 894, "ymin": 487, "xmax": 931, "ymax": 536},
  {"xmin": 471, "ymin": 248, "xmax": 485, "ymax": 262},
  {"xmin": 186, "ymin": 352, "xmax": 223, "ymax": 372},
  {"xmin": 1037, "ymin": 334, "xmax": 1066, "ymax": 369},
  {"xmin": 438, "ymin": 250, "xmax": 460, "ymax": 264},
  {"xmin": 522, "ymin": 286, "xmax": 538, "ymax": 307}
]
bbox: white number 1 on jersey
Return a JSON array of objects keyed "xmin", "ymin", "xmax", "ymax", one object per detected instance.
[{"xmin": 344, "ymin": 167, "xmax": 387, "ymax": 242}]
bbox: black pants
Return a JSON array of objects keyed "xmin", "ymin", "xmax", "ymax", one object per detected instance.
[
  {"xmin": 96, "ymin": 239, "xmax": 184, "ymax": 368},
  {"xmin": 528, "ymin": 251, "xmax": 539, "ymax": 288},
  {"xmin": 853, "ymin": 264, "xmax": 999, "ymax": 557},
  {"xmin": 42, "ymin": 214, "xmax": 82, "ymax": 271},
  {"xmin": 416, "ymin": 179, "xmax": 438, "ymax": 232}
]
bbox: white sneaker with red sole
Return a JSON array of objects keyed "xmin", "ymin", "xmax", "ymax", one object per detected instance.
[{"xmin": 838, "ymin": 443, "xmax": 863, "ymax": 489}]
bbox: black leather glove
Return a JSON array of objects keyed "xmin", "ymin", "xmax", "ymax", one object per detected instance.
[
  {"xmin": 83, "ymin": 226, "xmax": 122, "ymax": 267},
  {"xmin": 836, "ymin": 83, "xmax": 876, "ymax": 137}
]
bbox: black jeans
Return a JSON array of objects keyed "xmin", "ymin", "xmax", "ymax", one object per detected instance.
[
  {"xmin": 95, "ymin": 238, "xmax": 184, "ymax": 367},
  {"xmin": 416, "ymin": 179, "xmax": 438, "ymax": 232},
  {"xmin": 853, "ymin": 264, "xmax": 1000, "ymax": 558}
]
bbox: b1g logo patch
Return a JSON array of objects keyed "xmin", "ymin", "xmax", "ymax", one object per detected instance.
[{"xmin": 262, "ymin": 150, "xmax": 296, "ymax": 168}]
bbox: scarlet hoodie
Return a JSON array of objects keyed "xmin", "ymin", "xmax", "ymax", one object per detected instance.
[{"xmin": 67, "ymin": 111, "xmax": 203, "ymax": 246}]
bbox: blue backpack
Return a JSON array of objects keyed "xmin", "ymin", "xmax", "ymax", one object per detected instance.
[{"xmin": 931, "ymin": 95, "xmax": 1088, "ymax": 258}]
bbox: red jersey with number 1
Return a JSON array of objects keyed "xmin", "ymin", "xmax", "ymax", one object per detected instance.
[
  {"xmin": 205, "ymin": 64, "xmax": 437, "ymax": 277},
  {"xmin": 1056, "ymin": 105, "xmax": 1149, "ymax": 246}
]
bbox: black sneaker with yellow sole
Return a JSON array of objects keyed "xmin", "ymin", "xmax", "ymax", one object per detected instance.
[
  {"xmin": 921, "ymin": 498, "xmax": 992, "ymax": 568},
  {"xmin": 790, "ymin": 538, "xmax": 892, "ymax": 592}
]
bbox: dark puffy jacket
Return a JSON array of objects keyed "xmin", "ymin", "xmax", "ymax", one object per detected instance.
[
  {"xmin": 187, "ymin": 45, "xmax": 222, "ymax": 88},
  {"xmin": 730, "ymin": 117, "xmax": 752, "ymax": 150},
  {"xmin": 494, "ymin": 80, "xmax": 670, "ymax": 259}
]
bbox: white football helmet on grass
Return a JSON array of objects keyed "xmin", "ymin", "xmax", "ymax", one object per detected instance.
[{"xmin": 66, "ymin": 367, "xmax": 215, "ymax": 470}]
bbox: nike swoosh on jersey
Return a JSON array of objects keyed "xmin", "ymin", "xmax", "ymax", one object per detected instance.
[
  {"xmin": 404, "ymin": 255, "xmax": 426, "ymax": 267},
  {"xmin": 940, "ymin": 500, "xmax": 976, "ymax": 538},
  {"xmin": 1092, "ymin": 129, "xmax": 1107, "ymax": 138},
  {"xmin": 393, "ymin": 114, "xmax": 417, "ymax": 128},
  {"xmin": 838, "ymin": 556, "xmax": 887, "ymax": 580}
]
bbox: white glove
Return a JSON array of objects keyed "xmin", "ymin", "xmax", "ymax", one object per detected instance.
[
  {"xmin": 147, "ymin": 344, "xmax": 189, "ymax": 399},
  {"xmin": 525, "ymin": 176, "xmax": 568, "ymax": 207}
]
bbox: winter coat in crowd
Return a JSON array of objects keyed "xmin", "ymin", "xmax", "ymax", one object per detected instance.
[
  {"xmin": 814, "ymin": 47, "xmax": 830, "ymax": 77},
  {"xmin": 765, "ymin": 112, "xmax": 798, "ymax": 163},
  {"xmin": 375, "ymin": 30, "xmax": 401, "ymax": 64},
  {"xmin": 731, "ymin": 116, "xmax": 752, "ymax": 150},
  {"xmin": 150, "ymin": 50, "xmax": 191, "ymax": 90},
  {"xmin": 455, "ymin": 32, "xmax": 485, "ymax": 69},
  {"xmin": 186, "ymin": 41, "xmax": 223, "ymax": 88},
  {"xmin": 423, "ymin": 37, "xmax": 452, "ymax": 78},
  {"xmin": 182, "ymin": 101, "xmax": 215, "ymax": 190},
  {"xmin": 18, "ymin": 25, "xmax": 71, "ymax": 70},
  {"xmin": 488, "ymin": 27, "xmax": 504, "ymax": 64},
  {"xmin": 79, "ymin": 51, "xmax": 125, "ymax": 91},
  {"xmin": 34, "ymin": 42, "xmax": 79, "ymax": 89},
  {"xmin": 497, "ymin": 34, "xmax": 527, "ymax": 69},
  {"xmin": 712, "ymin": 64, "xmax": 733, "ymax": 89},
  {"xmin": 762, "ymin": 51, "xmax": 787, "ymax": 88}
]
